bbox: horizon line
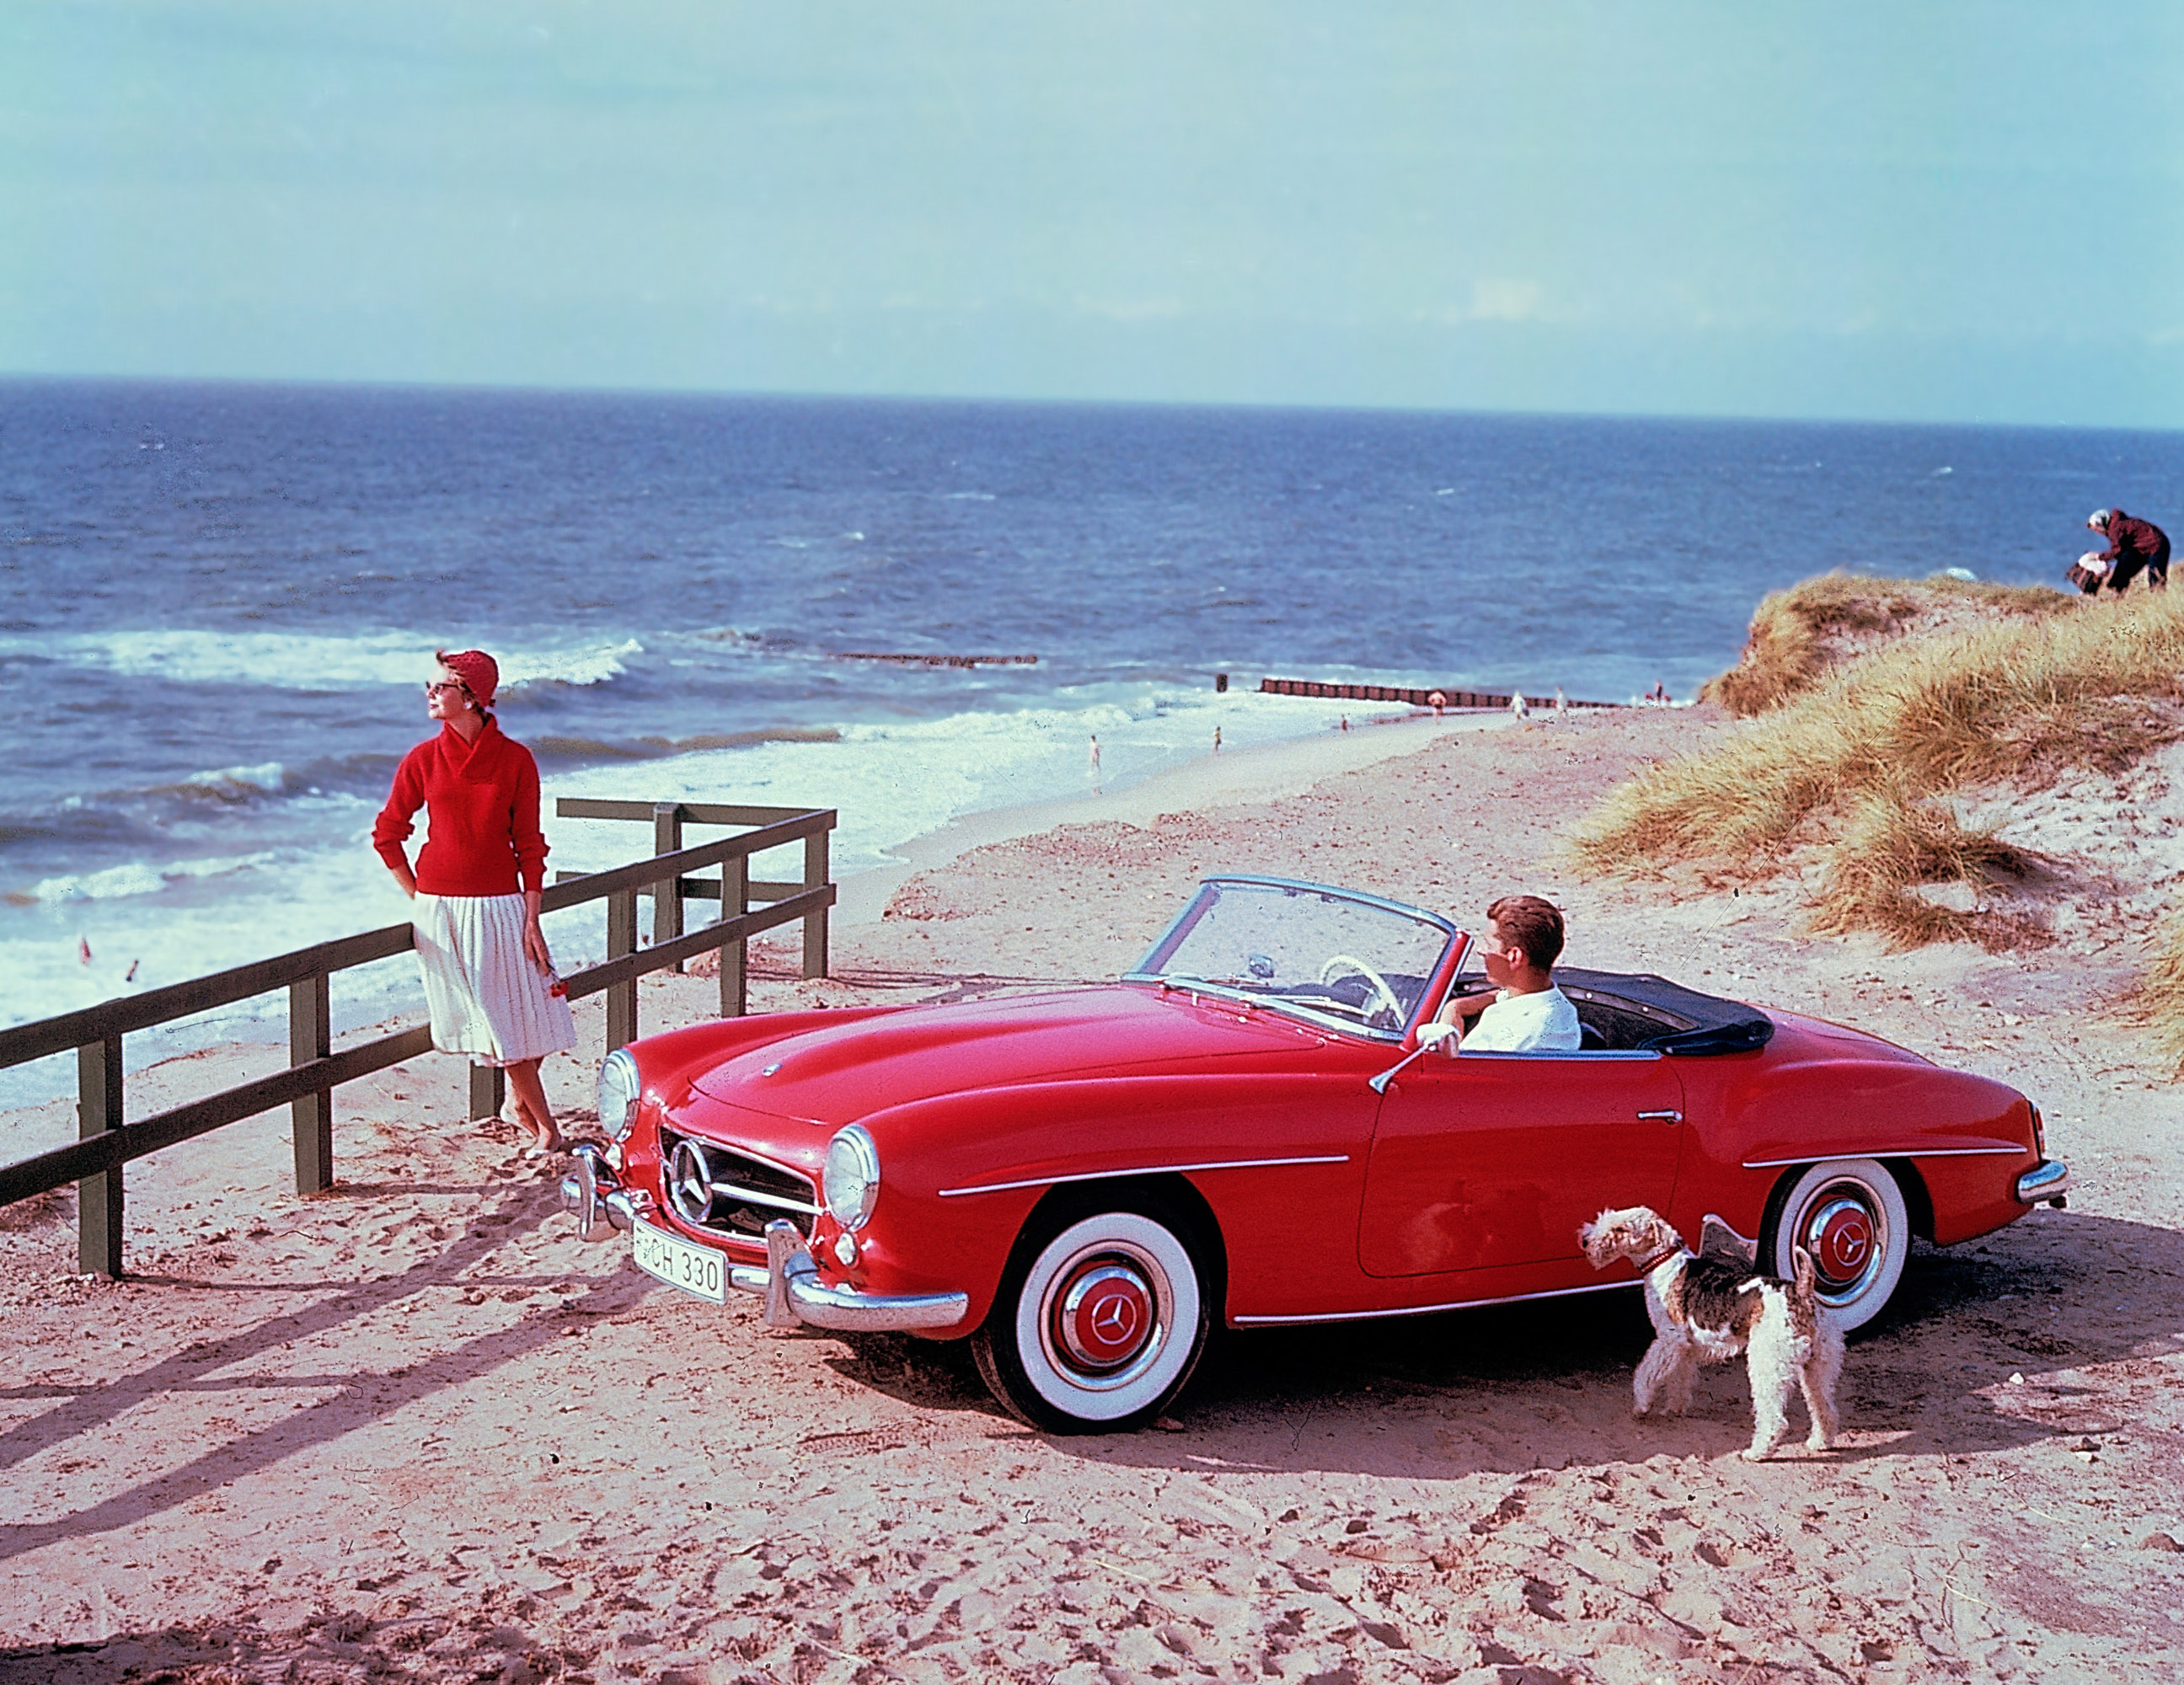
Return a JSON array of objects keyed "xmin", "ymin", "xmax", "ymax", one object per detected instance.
[{"xmin": 2, "ymin": 368, "xmax": 2176, "ymax": 440}]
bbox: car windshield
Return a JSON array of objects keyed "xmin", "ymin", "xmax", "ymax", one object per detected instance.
[{"xmin": 1126, "ymin": 876, "xmax": 1463, "ymax": 1040}]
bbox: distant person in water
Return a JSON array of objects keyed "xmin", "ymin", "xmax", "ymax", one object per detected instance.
[
  {"xmin": 373, "ymin": 649, "xmax": 575, "ymax": 1156},
  {"xmin": 2082, "ymin": 509, "xmax": 2169, "ymax": 594}
]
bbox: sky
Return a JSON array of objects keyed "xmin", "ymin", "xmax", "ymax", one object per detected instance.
[{"xmin": 3, "ymin": 2, "xmax": 2181, "ymax": 426}]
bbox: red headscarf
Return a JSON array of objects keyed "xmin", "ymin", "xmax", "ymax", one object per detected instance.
[{"xmin": 436, "ymin": 648, "xmax": 499, "ymax": 707}]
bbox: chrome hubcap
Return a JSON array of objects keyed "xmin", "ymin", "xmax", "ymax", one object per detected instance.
[
  {"xmin": 1800, "ymin": 1190, "xmax": 1878, "ymax": 1297},
  {"xmin": 1039, "ymin": 1244, "xmax": 1170, "ymax": 1393},
  {"xmin": 1057, "ymin": 1263, "xmax": 1154, "ymax": 1371}
]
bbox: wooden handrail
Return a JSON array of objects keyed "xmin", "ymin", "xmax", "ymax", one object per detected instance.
[
  {"xmin": 0, "ymin": 925, "xmax": 417, "ymax": 1071},
  {"xmin": 0, "ymin": 802, "xmax": 838, "ymax": 1277}
]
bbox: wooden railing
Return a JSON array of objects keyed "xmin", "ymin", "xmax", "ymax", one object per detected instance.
[{"xmin": 0, "ymin": 805, "xmax": 836, "ymax": 1277}]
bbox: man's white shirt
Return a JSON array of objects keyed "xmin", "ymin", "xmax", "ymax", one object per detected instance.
[{"xmin": 1461, "ymin": 985, "xmax": 1582, "ymax": 1052}]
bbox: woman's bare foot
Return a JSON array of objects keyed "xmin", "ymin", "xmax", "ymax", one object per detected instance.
[{"xmin": 506, "ymin": 1058, "xmax": 564, "ymax": 1154}]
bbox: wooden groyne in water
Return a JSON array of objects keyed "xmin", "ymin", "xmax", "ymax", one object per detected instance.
[{"xmin": 1258, "ymin": 677, "xmax": 1622, "ymax": 709}]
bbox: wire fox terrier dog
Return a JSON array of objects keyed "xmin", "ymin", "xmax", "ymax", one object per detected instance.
[{"xmin": 1580, "ymin": 1206, "xmax": 1845, "ymax": 1461}]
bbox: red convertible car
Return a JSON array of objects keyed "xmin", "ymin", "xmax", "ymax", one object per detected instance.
[{"xmin": 559, "ymin": 875, "xmax": 2069, "ymax": 1432}]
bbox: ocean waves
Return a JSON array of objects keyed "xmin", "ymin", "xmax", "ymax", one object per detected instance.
[
  {"xmin": 19, "ymin": 629, "xmax": 647, "ymax": 693},
  {"xmin": 27, "ymin": 848, "xmax": 286, "ymax": 904}
]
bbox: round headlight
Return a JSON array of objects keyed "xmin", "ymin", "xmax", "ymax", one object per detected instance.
[
  {"xmin": 597, "ymin": 1048, "xmax": 640, "ymax": 1142},
  {"xmin": 822, "ymin": 1126, "xmax": 881, "ymax": 1231}
]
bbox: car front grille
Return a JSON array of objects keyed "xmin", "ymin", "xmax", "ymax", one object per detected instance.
[{"xmin": 658, "ymin": 1128, "xmax": 818, "ymax": 1241}]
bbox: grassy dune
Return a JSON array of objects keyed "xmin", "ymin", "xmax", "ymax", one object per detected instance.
[
  {"xmin": 1701, "ymin": 572, "xmax": 2079, "ymax": 716},
  {"xmin": 2144, "ymin": 914, "xmax": 2184, "ymax": 1065},
  {"xmin": 1575, "ymin": 577, "xmax": 2184, "ymax": 958}
]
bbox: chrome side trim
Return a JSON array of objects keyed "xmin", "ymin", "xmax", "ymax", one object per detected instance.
[
  {"xmin": 1233, "ymin": 1277, "xmax": 1635, "ymax": 1326},
  {"xmin": 937, "ymin": 1153, "xmax": 1351, "ymax": 1199},
  {"xmin": 1458, "ymin": 1048, "xmax": 1664, "ymax": 1061},
  {"xmin": 1741, "ymin": 1146, "xmax": 2025, "ymax": 1169},
  {"xmin": 728, "ymin": 1217, "xmax": 970, "ymax": 1331},
  {"xmin": 2015, "ymin": 1158, "xmax": 2071, "ymax": 1204}
]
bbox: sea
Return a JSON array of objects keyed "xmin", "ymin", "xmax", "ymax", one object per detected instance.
[{"xmin": 6, "ymin": 377, "xmax": 2181, "ymax": 1107}]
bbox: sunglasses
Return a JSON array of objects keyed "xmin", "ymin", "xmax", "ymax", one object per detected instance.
[{"xmin": 423, "ymin": 681, "xmax": 469, "ymax": 697}]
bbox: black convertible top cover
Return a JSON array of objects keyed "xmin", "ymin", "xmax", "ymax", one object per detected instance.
[{"xmin": 1553, "ymin": 966, "xmax": 1774, "ymax": 1055}]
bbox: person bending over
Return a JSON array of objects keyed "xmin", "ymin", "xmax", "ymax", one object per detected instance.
[
  {"xmin": 1419, "ymin": 894, "xmax": 1582, "ymax": 1054},
  {"xmin": 2084, "ymin": 508, "xmax": 2170, "ymax": 594}
]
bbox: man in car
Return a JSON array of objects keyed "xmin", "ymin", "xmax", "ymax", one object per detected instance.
[{"xmin": 1419, "ymin": 894, "xmax": 1582, "ymax": 1053}]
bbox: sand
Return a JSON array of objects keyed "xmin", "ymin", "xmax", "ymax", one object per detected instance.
[{"xmin": 3, "ymin": 704, "xmax": 2181, "ymax": 1683}]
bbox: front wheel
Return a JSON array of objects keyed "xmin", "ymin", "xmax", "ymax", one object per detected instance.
[
  {"xmin": 972, "ymin": 1206, "xmax": 1211, "ymax": 1433},
  {"xmin": 1763, "ymin": 1158, "xmax": 1909, "ymax": 1333}
]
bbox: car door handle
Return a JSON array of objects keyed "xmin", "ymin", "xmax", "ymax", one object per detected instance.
[{"xmin": 1636, "ymin": 1109, "xmax": 1683, "ymax": 1122}]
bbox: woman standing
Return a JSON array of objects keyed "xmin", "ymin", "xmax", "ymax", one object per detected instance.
[{"xmin": 373, "ymin": 649, "xmax": 575, "ymax": 1154}]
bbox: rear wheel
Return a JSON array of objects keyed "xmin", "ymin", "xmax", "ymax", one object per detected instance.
[
  {"xmin": 972, "ymin": 1203, "xmax": 1211, "ymax": 1433},
  {"xmin": 1763, "ymin": 1158, "xmax": 1909, "ymax": 1333}
]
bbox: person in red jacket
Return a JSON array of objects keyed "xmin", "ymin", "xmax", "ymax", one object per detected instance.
[
  {"xmin": 2084, "ymin": 509, "xmax": 2170, "ymax": 593},
  {"xmin": 374, "ymin": 649, "xmax": 575, "ymax": 1154}
]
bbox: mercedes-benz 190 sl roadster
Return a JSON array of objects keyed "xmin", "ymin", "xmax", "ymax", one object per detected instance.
[{"xmin": 559, "ymin": 875, "xmax": 2069, "ymax": 1432}]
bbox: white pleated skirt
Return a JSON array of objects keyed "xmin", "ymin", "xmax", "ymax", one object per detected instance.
[{"xmin": 412, "ymin": 892, "xmax": 577, "ymax": 1067}]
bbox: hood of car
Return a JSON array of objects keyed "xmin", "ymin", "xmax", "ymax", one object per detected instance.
[{"xmin": 688, "ymin": 984, "xmax": 1319, "ymax": 1125}]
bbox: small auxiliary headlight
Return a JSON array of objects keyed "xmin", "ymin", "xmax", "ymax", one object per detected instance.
[
  {"xmin": 822, "ymin": 1125, "xmax": 881, "ymax": 1231},
  {"xmin": 597, "ymin": 1047, "xmax": 641, "ymax": 1142}
]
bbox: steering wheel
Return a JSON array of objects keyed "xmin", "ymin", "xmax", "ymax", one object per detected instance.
[{"xmin": 1318, "ymin": 954, "xmax": 1403, "ymax": 1021}]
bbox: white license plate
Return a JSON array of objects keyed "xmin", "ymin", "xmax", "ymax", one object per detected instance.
[{"xmin": 631, "ymin": 1214, "xmax": 726, "ymax": 1304}]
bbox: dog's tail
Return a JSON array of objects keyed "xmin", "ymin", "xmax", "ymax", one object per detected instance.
[{"xmin": 1792, "ymin": 1244, "xmax": 1817, "ymax": 1300}]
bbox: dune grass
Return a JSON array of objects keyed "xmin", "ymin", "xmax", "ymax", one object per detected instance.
[
  {"xmin": 1805, "ymin": 780, "xmax": 2048, "ymax": 951},
  {"xmin": 2141, "ymin": 912, "xmax": 2184, "ymax": 1070},
  {"xmin": 1701, "ymin": 572, "xmax": 2080, "ymax": 716},
  {"xmin": 1575, "ymin": 583, "xmax": 2184, "ymax": 954}
]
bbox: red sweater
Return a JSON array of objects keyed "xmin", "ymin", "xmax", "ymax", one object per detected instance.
[{"xmin": 372, "ymin": 718, "xmax": 550, "ymax": 897}]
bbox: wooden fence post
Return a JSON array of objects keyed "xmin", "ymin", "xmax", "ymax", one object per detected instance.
[
  {"xmin": 722, "ymin": 853, "xmax": 748, "ymax": 1018},
  {"xmin": 78, "ymin": 1035, "xmax": 124, "ymax": 1277},
  {"xmin": 469, "ymin": 1063, "xmax": 506, "ymax": 1126},
  {"xmin": 290, "ymin": 973, "xmax": 334, "ymax": 1193},
  {"xmin": 803, "ymin": 828, "xmax": 831, "ymax": 981},
  {"xmin": 653, "ymin": 801, "xmax": 684, "ymax": 970},
  {"xmin": 608, "ymin": 887, "xmax": 639, "ymax": 1051}
]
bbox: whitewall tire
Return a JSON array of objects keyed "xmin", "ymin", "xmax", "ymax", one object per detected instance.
[
  {"xmin": 972, "ymin": 1206, "xmax": 1210, "ymax": 1433},
  {"xmin": 1764, "ymin": 1158, "xmax": 1910, "ymax": 1333}
]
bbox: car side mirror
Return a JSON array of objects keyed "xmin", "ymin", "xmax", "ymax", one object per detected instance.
[{"xmin": 1369, "ymin": 1042, "xmax": 1433, "ymax": 1094}]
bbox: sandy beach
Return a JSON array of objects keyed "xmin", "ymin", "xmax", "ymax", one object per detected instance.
[{"xmin": 3, "ymin": 703, "xmax": 2181, "ymax": 1683}]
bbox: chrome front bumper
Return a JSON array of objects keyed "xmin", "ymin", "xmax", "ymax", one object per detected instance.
[
  {"xmin": 2015, "ymin": 1158, "xmax": 2071, "ymax": 1207},
  {"xmin": 730, "ymin": 1218, "xmax": 971, "ymax": 1333},
  {"xmin": 560, "ymin": 1150, "xmax": 967, "ymax": 1332},
  {"xmin": 559, "ymin": 1144, "xmax": 639, "ymax": 1238}
]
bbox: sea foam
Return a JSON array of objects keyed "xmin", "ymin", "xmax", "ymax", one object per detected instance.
[{"xmin": 34, "ymin": 629, "xmax": 645, "ymax": 693}]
